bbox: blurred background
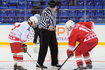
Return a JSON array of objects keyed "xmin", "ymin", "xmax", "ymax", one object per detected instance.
[{"xmin": 0, "ymin": 0, "xmax": 105, "ymax": 24}]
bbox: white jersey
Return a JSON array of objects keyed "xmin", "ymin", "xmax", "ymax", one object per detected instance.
[{"xmin": 8, "ymin": 21, "xmax": 34, "ymax": 43}]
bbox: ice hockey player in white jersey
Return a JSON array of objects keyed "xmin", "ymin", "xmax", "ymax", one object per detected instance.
[{"xmin": 8, "ymin": 16, "xmax": 38, "ymax": 70}]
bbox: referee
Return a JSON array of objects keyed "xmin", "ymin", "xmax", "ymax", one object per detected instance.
[{"xmin": 36, "ymin": 0, "xmax": 61, "ymax": 69}]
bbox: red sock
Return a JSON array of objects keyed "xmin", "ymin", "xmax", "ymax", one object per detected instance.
[
  {"xmin": 77, "ymin": 60, "xmax": 83, "ymax": 66},
  {"xmin": 13, "ymin": 54, "xmax": 23, "ymax": 62}
]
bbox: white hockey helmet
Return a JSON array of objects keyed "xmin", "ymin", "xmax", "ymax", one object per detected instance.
[
  {"xmin": 28, "ymin": 16, "xmax": 38, "ymax": 25},
  {"xmin": 65, "ymin": 20, "xmax": 75, "ymax": 31}
]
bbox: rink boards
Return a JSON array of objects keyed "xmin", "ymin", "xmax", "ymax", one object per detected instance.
[{"xmin": 0, "ymin": 24, "xmax": 105, "ymax": 46}]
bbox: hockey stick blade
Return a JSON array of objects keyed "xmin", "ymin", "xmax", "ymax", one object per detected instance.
[
  {"xmin": 26, "ymin": 52, "xmax": 44, "ymax": 70},
  {"xmin": 58, "ymin": 54, "xmax": 72, "ymax": 70}
]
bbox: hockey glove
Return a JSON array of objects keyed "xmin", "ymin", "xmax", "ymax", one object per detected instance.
[
  {"xmin": 67, "ymin": 49, "xmax": 74, "ymax": 57},
  {"xmin": 22, "ymin": 44, "xmax": 27, "ymax": 53}
]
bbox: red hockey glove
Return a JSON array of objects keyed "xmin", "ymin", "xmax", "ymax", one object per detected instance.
[
  {"xmin": 67, "ymin": 49, "xmax": 74, "ymax": 57},
  {"xmin": 22, "ymin": 44, "xmax": 27, "ymax": 53}
]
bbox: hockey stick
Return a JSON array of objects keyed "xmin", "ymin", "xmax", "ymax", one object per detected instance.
[
  {"xmin": 27, "ymin": 51, "xmax": 35, "ymax": 61},
  {"xmin": 58, "ymin": 44, "xmax": 80, "ymax": 70},
  {"xmin": 26, "ymin": 51, "xmax": 44, "ymax": 70}
]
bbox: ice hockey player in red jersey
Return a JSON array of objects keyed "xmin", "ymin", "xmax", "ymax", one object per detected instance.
[
  {"xmin": 8, "ymin": 16, "xmax": 38, "ymax": 70},
  {"xmin": 65, "ymin": 20, "xmax": 98, "ymax": 70}
]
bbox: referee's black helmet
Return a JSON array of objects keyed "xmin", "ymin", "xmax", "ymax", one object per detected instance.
[{"xmin": 48, "ymin": 0, "xmax": 56, "ymax": 8}]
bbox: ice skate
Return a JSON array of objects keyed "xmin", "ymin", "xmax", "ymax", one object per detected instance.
[
  {"xmin": 51, "ymin": 64, "xmax": 61, "ymax": 70},
  {"xmin": 17, "ymin": 66, "xmax": 27, "ymax": 70},
  {"xmin": 14, "ymin": 64, "xmax": 27, "ymax": 70},
  {"xmin": 74, "ymin": 65, "xmax": 86, "ymax": 70},
  {"xmin": 36, "ymin": 64, "xmax": 47, "ymax": 70},
  {"xmin": 84, "ymin": 64, "xmax": 92, "ymax": 69},
  {"xmin": 14, "ymin": 63, "xmax": 17, "ymax": 70}
]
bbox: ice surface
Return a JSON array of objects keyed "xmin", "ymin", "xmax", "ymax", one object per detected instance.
[{"xmin": 0, "ymin": 45, "xmax": 105, "ymax": 70}]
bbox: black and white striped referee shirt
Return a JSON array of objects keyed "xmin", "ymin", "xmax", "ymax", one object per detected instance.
[{"xmin": 39, "ymin": 7, "xmax": 56, "ymax": 30}]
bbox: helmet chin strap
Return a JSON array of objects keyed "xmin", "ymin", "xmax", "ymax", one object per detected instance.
[
  {"xmin": 68, "ymin": 26, "xmax": 72, "ymax": 31},
  {"xmin": 28, "ymin": 19, "xmax": 32, "ymax": 26}
]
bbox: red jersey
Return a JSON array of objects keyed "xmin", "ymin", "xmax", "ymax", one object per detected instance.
[
  {"xmin": 68, "ymin": 22, "xmax": 98, "ymax": 48},
  {"xmin": 77, "ymin": 21, "xmax": 94, "ymax": 29}
]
